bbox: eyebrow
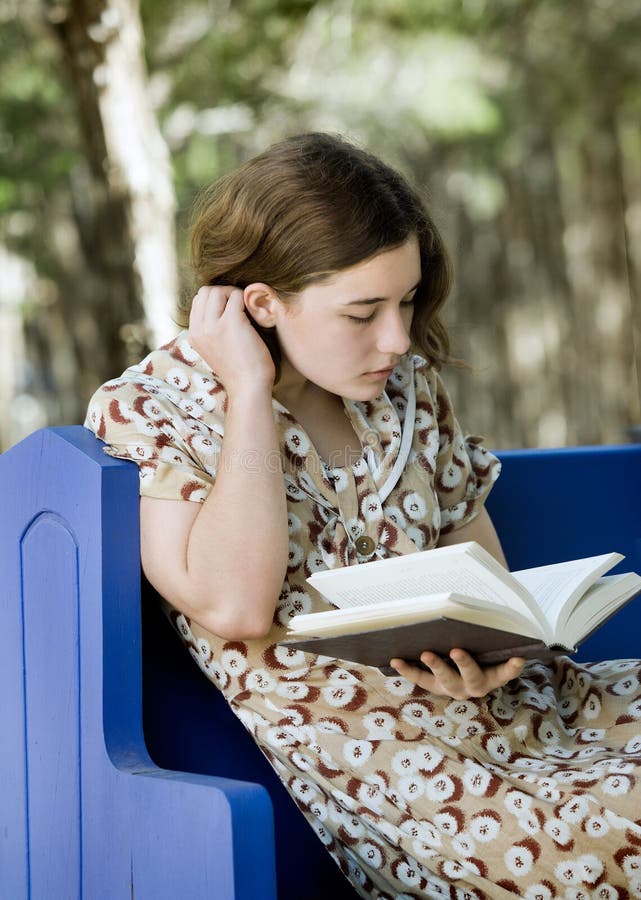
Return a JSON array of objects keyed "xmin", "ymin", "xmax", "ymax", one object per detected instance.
[{"xmin": 342, "ymin": 280, "xmax": 421, "ymax": 307}]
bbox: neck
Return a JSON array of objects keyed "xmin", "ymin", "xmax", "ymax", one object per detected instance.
[
  {"xmin": 272, "ymin": 359, "xmax": 319, "ymax": 407},
  {"xmin": 272, "ymin": 358, "xmax": 306, "ymax": 404},
  {"xmin": 272, "ymin": 360, "xmax": 342, "ymax": 415}
]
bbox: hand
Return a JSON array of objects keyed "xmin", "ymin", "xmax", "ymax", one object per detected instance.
[
  {"xmin": 389, "ymin": 649, "xmax": 526, "ymax": 700},
  {"xmin": 188, "ymin": 285, "xmax": 276, "ymax": 395}
]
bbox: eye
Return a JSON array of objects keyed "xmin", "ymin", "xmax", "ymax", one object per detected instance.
[{"xmin": 347, "ymin": 313, "xmax": 375, "ymax": 325}]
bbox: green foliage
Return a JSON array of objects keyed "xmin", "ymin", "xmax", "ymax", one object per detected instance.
[
  {"xmin": 0, "ymin": 12, "xmax": 81, "ymax": 288},
  {"xmin": 138, "ymin": 0, "xmax": 319, "ymax": 202},
  {"xmin": 5, "ymin": 0, "xmax": 641, "ymax": 237},
  {"xmin": 3, "ymin": 0, "xmax": 641, "ymax": 448},
  {"xmin": 0, "ymin": 19, "xmax": 78, "ymax": 190}
]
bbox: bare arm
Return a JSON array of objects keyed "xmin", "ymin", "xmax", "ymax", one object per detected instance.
[
  {"xmin": 436, "ymin": 506, "xmax": 508, "ymax": 568},
  {"xmin": 140, "ymin": 286, "xmax": 289, "ymax": 640},
  {"xmin": 141, "ymin": 386, "xmax": 288, "ymax": 639}
]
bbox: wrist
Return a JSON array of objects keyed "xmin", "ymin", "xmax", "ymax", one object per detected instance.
[{"xmin": 227, "ymin": 378, "xmax": 274, "ymax": 403}]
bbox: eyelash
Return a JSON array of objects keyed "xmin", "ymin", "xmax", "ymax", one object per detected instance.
[
  {"xmin": 348, "ymin": 314, "xmax": 375, "ymax": 325},
  {"xmin": 348, "ymin": 299, "xmax": 415, "ymax": 325}
]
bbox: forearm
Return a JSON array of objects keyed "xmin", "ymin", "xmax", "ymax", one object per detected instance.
[{"xmin": 185, "ymin": 386, "xmax": 288, "ymax": 635}]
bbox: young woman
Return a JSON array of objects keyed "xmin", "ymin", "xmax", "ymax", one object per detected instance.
[{"xmin": 86, "ymin": 133, "xmax": 641, "ymax": 898}]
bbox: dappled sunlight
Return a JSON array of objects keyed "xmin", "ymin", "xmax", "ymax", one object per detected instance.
[{"xmin": 1, "ymin": 0, "xmax": 640, "ymax": 450}]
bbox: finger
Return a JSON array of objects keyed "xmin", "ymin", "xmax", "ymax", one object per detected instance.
[
  {"xmin": 485, "ymin": 656, "xmax": 527, "ymax": 691},
  {"xmin": 390, "ymin": 657, "xmax": 421, "ymax": 677},
  {"xmin": 389, "ymin": 657, "xmax": 435, "ymax": 690},
  {"xmin": 449, "ymin": 649, "xmax": 487, "ymax": 694},
  {"xmin": 419, "ymin": 651, "xmax": 462, "ymax": 693},
  {"xmin": 219, "ymin": 288, "xmax": 246, "ymax": 318},
  {"xmin": 199, "ymin": 286, "xmax": 237, "ymax": 325},
  {"xmin": 188, "ymin": 285, "xmax": 211, "ymax": 330}
]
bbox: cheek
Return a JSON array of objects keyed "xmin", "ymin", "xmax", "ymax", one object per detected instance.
[
  {"xmin": 278, "ymin": 315, "xmax": 337, "ymax": 362},
  {"xmin": 294, "ymin": 317, "xmax": 351, "ymax": 348},
  {"xmin": 279, "ymin": 313, "xmax": 369, "ymax": 368}
]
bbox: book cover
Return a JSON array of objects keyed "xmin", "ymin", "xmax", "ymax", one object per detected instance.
[{"xmin": 280, "ymin": 618, "xmax": 564, "ymax": 673}]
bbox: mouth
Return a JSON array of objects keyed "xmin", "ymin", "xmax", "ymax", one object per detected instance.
[{"xmin": 364, "ymin": 366, "xmax": 395, "ymax": 380}]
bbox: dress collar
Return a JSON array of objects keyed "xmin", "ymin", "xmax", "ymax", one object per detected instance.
[{"xmin": 272, "ymin": 353, "xmax": 417, "ymax": 514}]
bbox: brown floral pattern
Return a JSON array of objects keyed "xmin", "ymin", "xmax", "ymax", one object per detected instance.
[{"xmin": 86, "ymin": 333, "xmax": 641, "ymax": 899}]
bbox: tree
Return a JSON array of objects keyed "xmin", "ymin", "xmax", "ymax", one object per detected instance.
[
  {"xmin": 2, "ymin": 0, "xmax": 640, "ymax": 451},
  {"xmin": 49, "ymin": 0, "xmax": 178, "ymax": 352}
]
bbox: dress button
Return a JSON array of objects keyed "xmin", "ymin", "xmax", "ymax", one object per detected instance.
[{"xmin": 355, "ymin": 535, "xmax": 376, "ymax": 556}]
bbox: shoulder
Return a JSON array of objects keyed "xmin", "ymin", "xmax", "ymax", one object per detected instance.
[
  {"xmin": 84, "ymin": 333, "xmax": 227, "ymax": 501},
  {"xmin": 101, "ymin": 331, "xmax": 226, "ymax": 398},
  {"xmin": 85, "ymin": 332, "xmax": 228, "ymax": 442}
]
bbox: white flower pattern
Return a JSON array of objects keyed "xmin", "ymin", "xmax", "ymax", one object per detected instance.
[{"xmin": 86, "ymin": 336, "xmax": 641, "ymax": 899}]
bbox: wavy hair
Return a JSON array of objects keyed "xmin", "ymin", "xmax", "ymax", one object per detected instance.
[{"xmin": 183, "ymin": 132, "xmax": 454, "ymax": 375}]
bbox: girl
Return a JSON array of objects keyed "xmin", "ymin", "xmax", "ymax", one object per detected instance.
[{"xmin": 86, "ymin": 133, "xmax": 641, "ymax": 898}]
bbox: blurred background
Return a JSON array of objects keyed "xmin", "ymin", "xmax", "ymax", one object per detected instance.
[{"xmin": 1, "ymin": 0, "xmax": 640, "ymax": 453}]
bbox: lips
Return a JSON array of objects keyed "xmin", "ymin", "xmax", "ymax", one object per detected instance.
[{"xmin": 365, "ymin": 367, "xmax": 395, "ymax": 378}]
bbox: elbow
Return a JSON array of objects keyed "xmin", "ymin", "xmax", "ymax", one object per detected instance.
[
  {"xmin": 195, "ymin": 599, "xmax": 276, "ymax": 642},
  {"xmin": 212, "ymin": 615, "xmax": 275, "ymax": 641}
]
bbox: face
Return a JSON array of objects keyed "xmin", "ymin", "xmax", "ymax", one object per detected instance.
[{"xmin": 272, "ymin": 237, "xmax": 421, "ymax": 401}]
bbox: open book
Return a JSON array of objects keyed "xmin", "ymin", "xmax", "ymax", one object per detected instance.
[{"xmin": 281, "ymin": 542, "xmax": 641, "ymax": 670}]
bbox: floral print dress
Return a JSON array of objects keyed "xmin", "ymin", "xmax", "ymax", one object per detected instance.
[{"xmin": 86, "ymin": 332, "xmax": 641, "ymax": 899}]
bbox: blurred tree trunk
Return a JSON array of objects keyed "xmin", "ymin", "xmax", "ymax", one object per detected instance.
[
  {"xmin": 578, "ymin": 96, "xmax": 638, "ymax": 441},
  {"xmin": 622, "ymin": 125, "xmax": 641, "ymax": 425},
  {"xmin": 47, "ymin": 0, "xmax": 177, "ymax": 382}
]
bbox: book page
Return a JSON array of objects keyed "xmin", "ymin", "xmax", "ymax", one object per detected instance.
[
  {"xmin": 325, "ymin": 563, "xmax": 514, "ymax": 607},
  {"xmin": 511, "ymin": 553, "xmax": 622, "ymax": 638},
  {"xmin": 335, "ymin": 567, "xmax": 507, "ymax": 607},
  {"xmin": 288, "ymin": 592, "xmax": 541, "ymax": 640},
  {"xmin": 307, "ymin": 542, "xmax": 544, "ymax": 630},
  {"xmin": 555, "ymin": 572, "xmax": 641, "ymax": 646}
]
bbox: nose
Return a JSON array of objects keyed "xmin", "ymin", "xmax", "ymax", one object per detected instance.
[{"xmin": 376, "ymin": 308, "xmax": 412, "ymax": 356}]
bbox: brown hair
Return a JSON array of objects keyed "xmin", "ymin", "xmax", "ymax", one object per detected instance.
[{"xmin": 184, "ymin": 132, "xmax": 453, "ymax": 373}]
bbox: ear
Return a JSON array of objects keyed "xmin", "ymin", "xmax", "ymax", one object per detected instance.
[{"xmin": 243, "ymin": 283, "xmax": 283, "ymax": 327}]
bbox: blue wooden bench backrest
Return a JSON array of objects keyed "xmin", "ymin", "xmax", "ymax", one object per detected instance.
[
  {"xmin": 487, "ymin": 444, "xmax": 641, "ymax": 661},
  {"xmin": 0, "ymin": 427, "xmax": 278, "ymax": 900},
  {"xmin": 1, "ymin": 427, "xmax": 640, "ymax": 899}
]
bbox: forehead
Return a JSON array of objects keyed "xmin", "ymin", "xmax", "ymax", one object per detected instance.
[{"xmin": 313, "ymin": 237, "xmax": 421, "ymax": 298}]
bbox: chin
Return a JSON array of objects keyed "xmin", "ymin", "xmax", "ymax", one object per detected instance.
[{"xmin": 343, "ymin": 384, "xmax": 387, "ymax": 402}]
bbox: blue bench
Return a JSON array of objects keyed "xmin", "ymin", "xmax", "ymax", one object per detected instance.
[{"xmin": 1, "ymin": 426, "xmax": 640, "ymax": 899}]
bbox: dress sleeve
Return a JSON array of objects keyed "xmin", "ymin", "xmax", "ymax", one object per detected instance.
[
  {"xmin": 84, "ymin": 377, "xmax": 221, "ymax": 503},
  {"xmin": 432, "ymin": 372, "xmax": 501, "ymax": 533}
]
